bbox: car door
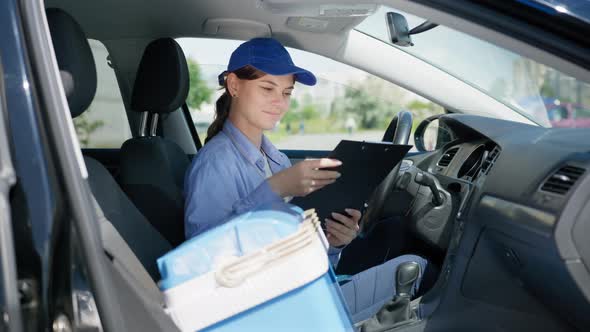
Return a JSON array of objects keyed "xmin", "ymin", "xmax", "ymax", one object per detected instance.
[{"xmin": 0, "ymin": 56, "xmax": 24, "ymax": 332}]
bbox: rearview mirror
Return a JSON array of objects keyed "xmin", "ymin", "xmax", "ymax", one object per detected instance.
[
  {"xmin": 386, "ymin": 12, "xmax": 413, "ymax": 47},
  {"xmin": 386, "ymin": 12, "xmax": 439, "ymax": 47}
]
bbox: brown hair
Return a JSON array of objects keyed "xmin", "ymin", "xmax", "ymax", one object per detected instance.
[{"xmin": 205, "ymin": 65, "xmax": 266, "ymax": 143}]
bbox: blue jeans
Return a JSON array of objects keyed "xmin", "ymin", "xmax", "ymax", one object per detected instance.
[{"xmin": 338, "ymin": 254, "xmax": 428, "ymax": 323}]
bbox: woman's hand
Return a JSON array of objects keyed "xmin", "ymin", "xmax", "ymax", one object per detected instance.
[
  {"xmin": 267, "ymin": 158, "xmax": 341, "ymax": 197},
  {"xmin": 326, "ymin": 208, "xmax": 361, "ymax": 248}
]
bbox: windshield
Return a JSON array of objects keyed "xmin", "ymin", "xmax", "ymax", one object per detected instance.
[{"xmin": 356, "ymin": 6, "xmax": 590, "ymax": 127}]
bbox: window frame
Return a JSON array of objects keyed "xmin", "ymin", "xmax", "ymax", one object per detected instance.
[{"xmin": 0, "ymin": 53, "xmax": 24, "ymax": 332}]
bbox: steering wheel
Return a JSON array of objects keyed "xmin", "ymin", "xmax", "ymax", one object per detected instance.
[{"xmin": 359, "ymin": 110, "xmax": 413, "ymax": 236}]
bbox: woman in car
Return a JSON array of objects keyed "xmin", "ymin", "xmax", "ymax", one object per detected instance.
[{"xmin": 184, "ymin": 37, "xmax": 427, "ymax": 323}]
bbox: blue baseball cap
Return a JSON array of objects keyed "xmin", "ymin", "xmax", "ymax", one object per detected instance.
[{"xmin": 218, "ymin": 38, "xmax": 317, "ymax": 86}]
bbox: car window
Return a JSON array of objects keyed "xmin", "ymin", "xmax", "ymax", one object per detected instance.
[
  {"xmin": 177, "ymin": 37, "xmax": 443, "ymax": 151},
  {"xmin": 73, "ymin": 39, "xmax": 132, "ymax": 148}
]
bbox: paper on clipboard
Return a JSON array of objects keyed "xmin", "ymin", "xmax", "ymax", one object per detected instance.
[{"xmin": 291, "ymin": 140, "xmax": 411, "ymax": 222}]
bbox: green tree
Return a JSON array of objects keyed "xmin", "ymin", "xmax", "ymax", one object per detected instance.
[
  {"xmin": 282, "ymin": 99, "xmax": 301, "ymax": 126},
  {"xmin": 334, "ymin": 86, "xmax": 393, "ymax": 129},
  {"xmin": 406, "ymin": 100, "xmax": 431, "ymax": 111},
  {"xmin": 540, "ymin": 81, "xmax": 557, "ymax": 99},
  {"xmin": 405, "ymin": 99, "xmax": 444, "ymax": 128},
  {"xmin": 74, "ymin": 113, "xmax": 104, "ymax": 147},
  {"xmin": 296, "ymin": 93, "xmax": 321, "ymax": 120},
  {"xmin": 186, "ymin": 58, "xmax": 213, "ymax": 110},
  {"xmin": 331, "ymin": 76, "xmax": 406, "ymax": 129},
  {"xmin": 343, "ymin": 87, "xmax": 380, "ymax": 128},
  {"xmin": 289, "ymin": 98, "xmax": 299, "ymax": 111},
  {"xmin": 284, "ymin": 94, "xmax": 320, "ymax": 125},
  {"xmin": 300, "ymin": 104, "xmax": 319, "ymax": 120}
]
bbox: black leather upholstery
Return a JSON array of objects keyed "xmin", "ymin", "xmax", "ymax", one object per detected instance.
[
  {"xmin": 46, "ymin": 8, "xmax": 97, "ymax": 118},
  {"xmin": 131, "ymin": 38, "xmax": 189, "ymax": 114},
  {"xmin": 85, "ymin": 157, "xmax": 172, "ymax": 279},
  {"xmin": 47, "ymin": 8, "xmax": 172, "ymax": 281},
  {"xmin": 120, "ymin": 38, "xmax": 191, "ymax": 246},
  {"xmin": 119, "ymin": 137, "xmax": 187, "ymax": 246}
]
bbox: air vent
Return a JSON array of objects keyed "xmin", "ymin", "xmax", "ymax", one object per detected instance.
[
  {"xmin": 480, "ymin": 146, "xmax": 501, "ymax": 175},
  {"xmin": 438, "ymin": 147, "xmax": 459, "ymax": 167},
  {"xmin": 541, "ymin": 165, "xmax": 586, "ymax": 195}
]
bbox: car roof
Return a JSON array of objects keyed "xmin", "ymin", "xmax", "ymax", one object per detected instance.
[{"xmin": 43, "ymin": 0, "xmax": 360, "ymax": 56}]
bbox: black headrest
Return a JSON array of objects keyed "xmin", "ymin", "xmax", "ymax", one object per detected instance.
[
  {"xmin": 46, "ymin": 8, "xmax": 97, "ymax": 118},
  {"xmin": 131, "ymin": 38, "xmax": 189, "ymax": 114}
]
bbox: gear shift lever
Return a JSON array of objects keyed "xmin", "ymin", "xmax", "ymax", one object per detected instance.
[
  {"xmin": 396, "ymin": 261, "xmax": 421, "ymax": 298},
  {"xmin": 360, "ymin": 262, "xmax": 421, "ymax": 332}
]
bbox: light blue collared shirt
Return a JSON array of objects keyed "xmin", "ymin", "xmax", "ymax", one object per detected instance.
[{"xmin": 184, "ymin": 121, "xmax": 342, "ymax": 265}]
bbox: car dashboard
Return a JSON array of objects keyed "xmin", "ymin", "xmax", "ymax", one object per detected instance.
[{"xmin": 406, "ymin": 114, "xmax": 590, "ymax": 330}]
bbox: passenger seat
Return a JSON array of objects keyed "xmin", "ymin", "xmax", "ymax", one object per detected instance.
[
  {"xmin": 46, "ymin": 8, "xmax": 172, "ymax": 282},
  {"xmin": 47, "ymin": 7, "xmax": 181, "ymax": 331},
  {"xmin": 119, "ymin": 38, "xmax": 191, "ymax": 247}
]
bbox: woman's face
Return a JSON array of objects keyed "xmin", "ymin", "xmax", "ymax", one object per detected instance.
[{"xmin": 228, "ymin": 73, "xmax": 294, "ymax": 132}]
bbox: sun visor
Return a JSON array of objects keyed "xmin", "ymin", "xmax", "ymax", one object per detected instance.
[
  {"xmin": 202, "ymin": 18, "xmax": 271, "ymax": 40},
  {"xmin": 286, "ymin": 16, "xmax": 364, "ymax": 33},
  {"xmin": 256, "ymin": 0, "xmax": 378, "ymax": 17}
]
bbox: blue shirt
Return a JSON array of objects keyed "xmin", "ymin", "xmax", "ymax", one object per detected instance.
[{"xmin": 184, "ymin": 120, "xmax": 342, "ymax": 265}]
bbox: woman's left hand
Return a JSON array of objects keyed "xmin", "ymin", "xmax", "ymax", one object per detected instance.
[{"xmin": 325, "ymin": 208, "xmax": 361, "ymax": 248}]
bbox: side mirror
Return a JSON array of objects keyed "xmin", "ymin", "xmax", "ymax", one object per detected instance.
[{"xmin": 414, "ymin": 115, "xmax": 454, "ymax": 152}]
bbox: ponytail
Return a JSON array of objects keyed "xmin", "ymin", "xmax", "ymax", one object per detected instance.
[
  {"xmin": 204, "ymin": 65, "xmax": 266, "ymax": 144},
  {"xmin": 205, "ymin": 92, "xmax": 232, "ymax": 143}
]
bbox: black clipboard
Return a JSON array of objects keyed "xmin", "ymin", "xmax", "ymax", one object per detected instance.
[{"xmin": 291, "ymin": 140, "xmax": 412, "ymax": 222}]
